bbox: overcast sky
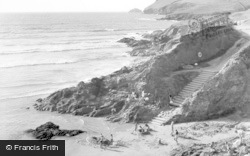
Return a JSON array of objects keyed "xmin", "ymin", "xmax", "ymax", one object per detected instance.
[{"xmin": 0, "ymin": 0, "xmax": 155, "ymax": 12}]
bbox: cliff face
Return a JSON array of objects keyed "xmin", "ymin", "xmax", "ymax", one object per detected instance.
[
  {"xmin": 34, "ymin": 24, "xmax": 242, "ymax": 123},
  {"xmin": 144, "ymin": 0, "xmax": 250, "ymax": 19},
  {"xmin": 163, "ymin": 45, "xmax": 250, "ymax": 124}
]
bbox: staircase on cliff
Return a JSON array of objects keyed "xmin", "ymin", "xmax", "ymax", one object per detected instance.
[
  {"xmin": 151, "ymin": 70, "xmax": 217, "ymax": 126},
  {"xmin": 150, "ymin": 39, "xmax": 250, "ymax": 126},
  {"xmin": 151, "ymin": 38, "xmax": 250, "ymax": 125},
  {"xmin": 169, "ymin": 70, "xmax": 217, "ymax": 107}
]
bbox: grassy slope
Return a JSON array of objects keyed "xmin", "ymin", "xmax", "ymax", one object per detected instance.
[{"xmin": 144, "ymin": 0, "xmax": 250, "ymax": 15}]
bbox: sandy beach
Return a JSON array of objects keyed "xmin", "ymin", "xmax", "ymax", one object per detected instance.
[
  {"xmin": 2, "ymin": 94, "xmax": 250, "ymax": 156},
  {"xmin": 2, "ymin": 1, "xmax": 250, "ymax": 156}
]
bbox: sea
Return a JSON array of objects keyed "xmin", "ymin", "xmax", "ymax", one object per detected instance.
[
  {"xmin": 0, "ymin": 12, "xmax": 174, "ymax": 100},
  {"xmin": 0, "ymin": 12, "xmax": 174, "ymax": 148}
]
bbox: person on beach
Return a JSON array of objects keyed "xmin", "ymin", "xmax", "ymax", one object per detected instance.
[
  {"xmin": 158, "ymin": 138, "xmax": 163, "ymax": 145},
  {"xmin": 141, "ymin": 90, "xmax": 145, "ymax": 98},
  {"xmin": 237, "ymin": 129, "xmax": 245, "ymax": 141},
  {"xmin": 173, "ymin": 130, "xmax": 179, "ymax": 145},
  {"xmin": 99, "ymin": 134, "xmax": 114, "ymax": 148},
  {"xmin": 89, "ymin": 107, "xmax": 97, "ymax": 117},
  {"xmin": 171, "ymin": 121, "xmax": 175, "ymax": 136},
  {"xmin": 145, "ymin": 124, "xmax": 150, "ymax": 132},
  {"xmin": 100, "ymin": 134, "xmax": 105, "ymax": 141},
  {"xmin": 225, "ymin": 142, "xmax": 235, "ymax": 156},
  {"xmin": 145, "ymin": 124, "xmax": 152, "ymax": 132},
  {"xmin": 233, "ymin": 128, "xmax": 245, "ymax": 148},
  {"xmin": 132, "ymin": 122, "xmax": 138, "ymax": 134},
  {"xmin": 208, "ymin": 142, "xmax": 216, "ymax": 154},
  {"xmin": 142, "ymin": 91, "xmax": 150, "ymax": 102},
  {"xmin": 111, "ymin": 108, "xmax": 116, "ymax": 115},
  {"xmin": 169, "ymin": 95, "xmax": 174, "ymax": 105},
  {"xmin": 126, "ymin": 94, "xmax": 131, "ymax": 103},
  {"xmin": 99, "ymin": 134, "xmax": 105, "ymax": 148},
  {"xmin": 110, "ymin": 134, "xmax": 114, "ymax": 145},
  {"xmin": 131, "ymin": 92, "xmax": 135, "ymax": 99},
  {"xmin": 225, "ymin": 142, "xmax": 231, "ymax": 155},
  {"xmin": 139, "ymin": 125, "xmax": 144, "ymax": 133},
  {"xmin": 141, "ymin": 90, "xmax": 147, "ymax": 102}
]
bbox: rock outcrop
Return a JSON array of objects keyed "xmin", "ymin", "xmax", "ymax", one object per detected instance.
[
  {"xmin": 119, "ymin": 25, "xmax": 240, "ymax": 58},
  {"xmin": 144, "ymin": 0, "xmax": 250, "ymax": 20},
  {"xmin": 34, "ymin": 23, "xmax": 242, "ymax": 123},
  {"xmin": 163, "ymin": 45, "xmax": 250, "ymax": 125},
  {"xmin": 129, "ymin": 8, "xmax": 142, "ymax": 14},
  {"xmin": 118, "ymin": 37, "xmax": 153, "ymax": 56},
  {"xmin": 26, "ymin": 122, "xmax": 85, "ymax": 140}
]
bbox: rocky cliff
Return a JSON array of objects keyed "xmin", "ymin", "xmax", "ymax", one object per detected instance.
[
  {"xmin": 144, "ymin": 0, "xmax": 250, "ymax": 20},
  {"xmin": 34, "ymin": 24, "xmax": 242, "ymax": 123},
  {"xmin": 162, "ymin": 44, "xmax": 250, "ymax": 125}
]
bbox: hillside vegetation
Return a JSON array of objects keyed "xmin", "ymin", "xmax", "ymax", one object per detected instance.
[{"xmin": 144, "ymin": 0, "xmax": 250, "ymax": 19}]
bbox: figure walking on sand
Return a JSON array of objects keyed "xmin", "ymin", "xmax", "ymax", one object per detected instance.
[
  {"xmin": 171, "ymin": 121, "xmax": 175, "ymax": 136},
  {"xmin": 233, "ymin": 128, "xmax": 245, "ymax": 148},
  {"xmin": 173, "ymin": 130, "xmax": 179, "ymax": 145},
  {"xmin": 132, "ymin": 122, "xmax": 138, "ymax": 134},
  {"xmin": 237, "ymin": 129, "xmax": 245, "ymax": 144},
  {"xmin": 225, "ymin": 142, "xmax": 232, "ymax": 155},
  {"xmin": 144, "ymin": 124, "xmax": 150, "ymax": 132},
  {"xmin": 99, "ymin": 133, "xmax": 105, "ymax": 149},
  {"xmin": 109, "ymin": 134, "xmax": 114, "ymax": 145}
]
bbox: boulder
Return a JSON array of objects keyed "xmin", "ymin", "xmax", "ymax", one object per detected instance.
[{"xmin": 25, "ymin": 122, "xmax": 85, "ymax": 140}]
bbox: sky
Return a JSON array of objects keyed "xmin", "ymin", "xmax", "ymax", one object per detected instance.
[{"xmin": 0, "ymin": 0, "xmax": 155, "ymax": 12}]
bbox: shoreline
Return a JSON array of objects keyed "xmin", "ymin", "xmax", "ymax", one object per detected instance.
[
  {"xmin": 34, "ymin": 16, "xmax": 246, "ymax": 123},
  {"xmin": 0, "ymin": 15, "xmax": 175, "ymax": 142},
  {"xmin": 2, "ymin": 11, "xmax": 250, "ymax": 156}
]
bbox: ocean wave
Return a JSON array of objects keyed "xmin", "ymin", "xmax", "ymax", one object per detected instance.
[
  {"xmin": 0, "ymin": 31, "xmax": 9, "ymax": 34},
  {"xmin": 24, "ymin": 27, "xmax": 52, "ymax": 31},
  {"xmin": 0, "ymin": 60, "xmax": 84, "ymax": 69},
  {"xmin": 0, "ymin": 48, "xmax": 83, "ymax": 55},
  {"xmin": 90, "ymin": 28, "xmax": 153, "ymax": 33},
  {"xmin": 138, "ymin": 18, "xmax": 157, "ymax": 21},
  {"xmin": 123, "ymin": 32, "xmax": 145, "ymax": 40},
  {"xmin": 0, "ymin": 53, "xmax": 127, "ymax": 69},
  {"xmin": 0, "ymin": 89, "xmax": 59, "ymax": 101},
  {"xmin": 0, "ymin": 80, "xmax": 79, "ymax": 101},
  {"xmin": 0, "ymin": 81, "xmax": 77, "ymax": 89},
  {"xmin": 91, "ymin": 28, "xmax": 117, "ymax": 32},
  {"xmin": 0, "ymin": 45, "xmax": 123, "ymax": 56}
]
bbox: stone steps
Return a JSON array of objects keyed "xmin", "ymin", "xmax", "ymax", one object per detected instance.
[
  {"xmin": 151, "ymin": 70, "xmax": 217, "ymax": 125},
  {"xmin": 150, "ymin": 41, "xmax": 250, "ymax": 126},
  {"xmin": 184, "ymin": 85, "xmax": 201, "ymax": 89},
  {"xmin": 169, "ymin": 102, "xmax": 181, "ymax": 107},
  {"xmin": 173, "ymin": 98, "xmax": 184, "ymax": 103}
]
